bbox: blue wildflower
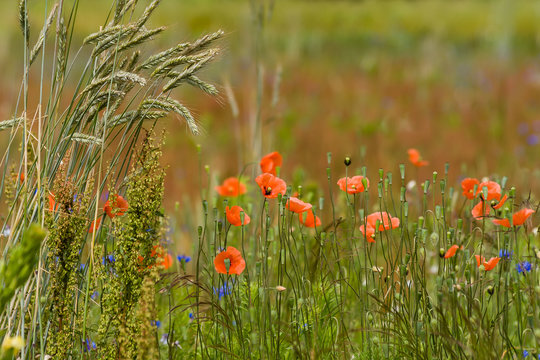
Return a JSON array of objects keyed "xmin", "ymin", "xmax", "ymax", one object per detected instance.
[
  {"xmin": 189, "ymin": 312, "xmax": 194, "ymax": 320},
  {"xmin": 177, "ymin": 255, "xmax": 192, "ymax": 263},
  {"xmin": 91, "ymin": 290, "xmax": 99, "ymax": 300},
  {"xmin": 499, "ymin": 249, "xmax": 513, "ymax": 260},
  {"xmin": 527, "ymin": 134, "xmax": 539, "ymax": 146},
  {"xmin": 523, "ymin": 350, "xmax": 529, "ymax": 358},
  {"xmin": 102, "ymin": 255, "xmax": 115, "ymax": 265},
  {"xmin": 79, "ymin": 264, "xmax": 86, "ymax": 272},
  {"xmin": 517, "ymin": 261, "xmax": 532, "ymax": 274},
  {"xmin": 83, "ymin": 338, "xmax": 97, "ymax": 352},
  {"xmin": 213, "ymin": 282, "xmax": 232, "ymax": 300},
  {"xmin": 151, "ymin": 320, "xmax": 161, "ymax": 328}
]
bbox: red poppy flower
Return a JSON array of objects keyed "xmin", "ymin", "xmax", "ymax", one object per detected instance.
[
  {"xmin": 141, "ymin": 245, "xmax": 173, "ymax": 270},
  {"xmin": 461, "ymin": 178, "xmax": 480, "ymax": 200},
  {"xmin": 299, "ymin": 209, "xmax": 321, "ymax": 228},
  {"xmin": 286, "ymin": 197, "xmax": 312, "ymax": 213},
  {"xmin": 475, "ymin": 255, "xmax": 500, "ymax": 271},
  {"xmin": 359, "ymin": 224, "xmax": 376, "ymax": 242},
  {"xmin": 492, "ymin": 208, "xmax": 534, "ymax": 228},
  {"xmin": 260, "ymin": 151, "xmax": 283, "ymax": 175},
  {"xmin": 89, "ymin": 217, "xmax": 102, "ymax": 233},
  {"xmin": 337, "ymin": 176, "xmax": 369, "ymax": 194},
  {"xmin": 104, "ymin": 194, "xmax": 129, "ymax": 218},
  {"xmin": 215, "ymin": 177, "xmax": 247, "ymax": 197},
  {"xmin": 255, "ymin": 173, "xmax": 287, "ymax": 199},
  {"xmin": 360, "ymin": 211, "xmax": 400, "ymax": 242},
  {"xmin": 471, "ymin": 201, "xmax": 491, "ymax": 219},
  {"xmin": 214, "ymin": 246, "xmax": 246, "ymax": 275},
  {"xmin": 226, "ymin": 206, "xmax": 251, "ymax": 226},
  {"xmin": 408, "ymin": 149, "xmax": 429, "ymax": 167},
  {"xmin": 48, "ymin": 192, "xmax": 59, "ymax": 212},
  {"xmin": 444, "ymin": 245, "xmax": 459, "ymax": 259}
]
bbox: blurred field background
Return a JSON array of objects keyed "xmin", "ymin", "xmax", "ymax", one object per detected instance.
[{"xmin": 1, "ymin": 0, "xmax": 540, "ymax": 216}]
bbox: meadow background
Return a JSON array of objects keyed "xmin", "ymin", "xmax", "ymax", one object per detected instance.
[
  {"xmin": 1, "ymin": 0, "xmax": 540, "ymax": 358},
  {"xmin": 2, "ymin": 1, "xmax": 540, "ymax": 228}
]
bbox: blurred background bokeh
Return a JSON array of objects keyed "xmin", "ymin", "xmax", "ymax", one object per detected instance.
[{"xmin": 1, "ymin": 0, "xmax": 540, "ymax": 215}]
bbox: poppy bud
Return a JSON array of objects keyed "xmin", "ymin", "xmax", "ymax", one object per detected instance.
[
  {"xmin": 486, "ymin": 285, "xmax": 494, "ymax": 295},
  {"xmin": 439, "ymin": 248, "xmax": 445, "ymax": 258},
  {"xmin": 454, "ymin": 265, "xmax": 459, "ymax": 272},
  {"xmin": 454, "ymin": 284, "xmax": 461, "ymax": 291},
  {"xmin": 344, "ymin": 156, "xmax": 351, "ymax": 167},
  {"xmin": 276, "ymin": 285, "xmax": 286, "ymax": 292}
]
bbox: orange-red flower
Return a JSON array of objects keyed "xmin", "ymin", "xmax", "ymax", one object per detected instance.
[
  {"xmin": 215, "ymin": 177, "xmax": 247, "ymax": 197},
  {"xmin": 255, "ymin": 173, "xmax": 287, "ymax": 199},
  {"xmin": 260, "ymin": 151, "xmax": 282, "ymax": 175},
  {"xmin": 408, "ymin": 149, "xmax": 429, "ymax": 167},
  {"xmin": 461, "ymin": 178, "xmax": 479, "ymax": 200},
  {"xmin": 48, "ymin": 192, "xmax": 59, "ymax": 212},
  {"xmin": 286, "ymin": 197, "xmax": 312, "ymax": 213},
  {"xmin": 214, "ymin": 246, "xmax": 246, "ymax": 275},
  {"xmin": 225, "ymin": 206, "xmax": 251, "ymax": 226},
  {"xmin": 475, "ymin": 255, "xmax": 500, "ymax": 271},
  {"xmin": 337, "ymin": 176, "xmax": 369, "ymax": 194},
  {"xmin": 299, "ymin": 209, "xmax": 321, "ymax": 228},
  {"xmin": 360, "ymin": 211, "xmax": 400, "ymax": 242},
  {"xmin": 444, "ymin": 245, "xmax": 459, "ymax": 259},
  {"xmin": 89, "ymin": 217, "xmax": 102, "ymax": 233},
  {"xmin": 104, "ymin": 194, "xmax": 129, "ymax": 218},
  {"xmin": 139, "ymin": 245, "xmax": 173, "ymax": 270},
  {"xmin": 462, "ymin": 178, "xmax": 507, "ymax": 212},
  {"xmin": 492, "ymin": 208, "xmax": 535, "ymax": 228},
  {"xmin": 471, "ymin": 200, "xmax": 491, "ymax": 219}
]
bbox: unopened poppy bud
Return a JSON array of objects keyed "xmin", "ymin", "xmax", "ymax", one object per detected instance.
[
  {"xmin": 205, "ymin": 165, "xmax": 210, "ymax": 174},
  {"xmin": 344, "ymin": 156, "xmax": 351, "ymax": 166},
  {"xmin": 439, "ymin": 248, "xmax": 445, "ymax": 258},
  {"xmin": 486, "ymin": 285, "xmax": 494, "ymax": 295},
  {"xmin": 404, "ymin": 254, "xmax": 411, "ymax": 263},
  {"xmin": 454, "ymin": 284, "xmax": 461, "ymax": 291},
  {"xmin": 454, "ymin": 265, "xmax": 459, "ymax": 272},
  {"xmin": 432, "ymin": 171, "xmax": 438, "ymax": 183},
  {"xmin": 276, "ymin": 285, "xmax": 286, "ymax": 292}
]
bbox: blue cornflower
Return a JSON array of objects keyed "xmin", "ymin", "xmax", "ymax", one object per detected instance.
[
  {"xmin": 177, "ymin": 255, "xmax": 192, "ymax": 263},
  {"xmin": 151, "ymin": 320, "xmax": 161, "ymax": 328},
  {"xmin": 79, "ymin": 264, "xmax": 86, "ymax": 272},
  {"xmin": 189, "ymin": 313, "xmax": 194, "ymax": 321},
  {"xmin": 102, "ymin": 255, "xmax": 115, "ymax": 265},
  {"xmin": 499, "ymin": 249, "xmax": 513, "ymax": 260},
  {"xmin": 91, "ymin": 290, "xmax": 99, "ymax": 300},
  {"xmin": 83, "ymin": 338, "xmax": 97, "ymax": 352},
  {"xmin": 528, "ymin": 134, "xmax": 539, "ymax": 146},
  {"xmin": 213, "ymin": 283, "xmax": 232, "ymax": 300},
  {"xmin": 517, "ymin": 261, "xmax": 532, "ymax": 274}
]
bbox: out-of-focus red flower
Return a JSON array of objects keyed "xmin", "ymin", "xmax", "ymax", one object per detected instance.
[
  {"xmin": 226, "ymin": 206, "xmax": 251, "ymax": 226},
  {"xmin": 360, "ymin": 211, "xmax": 400, "ymax": 242},
  {"xmin": 48, "ymin": 192, "xmax": 59, "ymax": 212},
  {"xmin": 255, "ymin": 173, "xmax": 287, "ymax": 199},
  {"xmin": 286, "ymin": 197, "xmax": 312, "ymax": 214},
  {"xmin": 104, "ymin": 194, "xmax": 129, "ymax": 218},
  {"xmin": 408, "ymin": 149, "xmax": 429, "ymax": 167},
  {"xmin": 471, "ymin": 201, "xmax": 491, "ymax": 219},
  {"xmin": 492, "ymin": 208, "xmax": 535, "ymax": 228},
  {"xmin": 299, "ymin": 209, "xmax": 321, "ymax": 228},
  {"xmin": 260, "ymin": 151, "xmax": 282, "ymax": 175},
  {"xmin": 337, "ymin": 176, "xmax": 369, "ymax": 194},
  {"xmin": 461, "ymin": 178, "xmax": 480, "ymax": 200},
  {"xmin": 214, "ymin": 246, "xmax": 246, "ymax": 275},
  {"xmin": 215, "ymin": 177, "xmax": 247, "ymax": 197},
  {"xmin": 475, "ymin": 255, "xmax": 500, "ymax": 271},
  {"xmin": 89, "ymin": 217, "xmax": 102, "ymax": 233},
  {"xmin": 444, "ymin": 245, "xmax": 459, "ymax": 259}
]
